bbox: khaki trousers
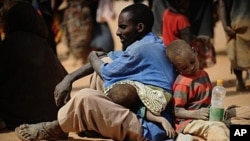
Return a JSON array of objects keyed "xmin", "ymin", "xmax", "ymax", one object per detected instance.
[
  {"xmin": 176, "ymin": 120, "xmax": 229, "ymax": 141},
  {"xmin": 57, "ymin": 57, "xmax": 145, "ymax": 140}
]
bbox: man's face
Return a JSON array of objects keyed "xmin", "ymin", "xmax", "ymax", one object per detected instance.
[{"xmin": 116, "ymin": 11, "xmax": 139, "ymax": 50}]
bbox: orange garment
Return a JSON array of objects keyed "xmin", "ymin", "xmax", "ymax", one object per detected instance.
[{"xmin": 162, "ymin": 9, "xmax": 190, "ymax": 46}]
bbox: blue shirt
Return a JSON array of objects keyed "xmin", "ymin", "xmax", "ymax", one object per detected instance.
[
  {"xmin": 101, "ymin": 32, "xmax": 177, "ymax": 140},
  {"xmin": 101, "ymin": 32, "xmax": 176, "ymax": 92}
]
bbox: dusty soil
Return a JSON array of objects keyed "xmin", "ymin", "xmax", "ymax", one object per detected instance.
[{"xmin": 1, "ymin": 1, "xmax": 250, "ymax": 140}]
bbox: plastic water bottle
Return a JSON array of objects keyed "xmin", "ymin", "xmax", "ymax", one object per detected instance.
[
  {"xmin": 211, "ymin": 80, "xmax": 226, "ymax": 108},
  {"xmin": 209, "ymin": 79, "xmax": 226, "ymax": 121}
]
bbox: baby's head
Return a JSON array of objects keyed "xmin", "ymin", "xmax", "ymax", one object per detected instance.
[
  {"xmin": 106, "ymin": 83, "xmax": 140, "ymax": 110},
  {"xmin": 167, "ymin": 39, "xmax": 200, "ymax": 76}
]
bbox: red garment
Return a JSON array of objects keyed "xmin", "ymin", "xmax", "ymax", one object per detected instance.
[
  {"xmin": 162, "ymin": 9, "xmax": 190, "ymax": 46},
  {"xmin": 173, "ymin": 70, "xmax": 212, "ymax": 133}
]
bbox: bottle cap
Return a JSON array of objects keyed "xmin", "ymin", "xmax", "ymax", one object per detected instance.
[{"xmin": 217, "ymin": 79, "xmax": 223, "ymax": 86}]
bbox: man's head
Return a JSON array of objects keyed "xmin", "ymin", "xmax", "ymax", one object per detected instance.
[
  {"xmin": 167, "ymin": 39, "xmax": 199, "ymax": 76},
  {"xmin": 116, "ymin": 3, "xmax": 154, "ymax": 50},
  {"xmin": 107, "ymin": 83, "xmax": 140, "ymax": 110}
]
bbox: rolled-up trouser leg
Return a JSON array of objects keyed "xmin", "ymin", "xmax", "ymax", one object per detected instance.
[{"xmin": 58, "ymin": 88, "xmax": 144, "ymax": 141}]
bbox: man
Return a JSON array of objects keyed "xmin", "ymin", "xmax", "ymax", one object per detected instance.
[{"xmin": 15, "ymin": 4, "xmax": 177, "ymax": 141}]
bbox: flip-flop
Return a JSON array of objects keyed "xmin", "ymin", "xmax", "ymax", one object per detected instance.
[{"xmin": 15, "ymin": 123, "xmax": 68, "ymax": 141}]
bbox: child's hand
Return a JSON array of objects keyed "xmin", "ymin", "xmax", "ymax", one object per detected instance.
[
  {"xmin": 161, "ymin": 120, "xmax": 176, "ymax": 138},
  {"xmin": 195, "ymin": 108, "xmax": 209, "ymax": 120}
]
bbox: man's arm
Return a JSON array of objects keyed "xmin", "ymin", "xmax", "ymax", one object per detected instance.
[
  {"xmin": 54, "ymin": 51, "xmax": 107, "ymax": 106},
  {"xmin": 88, "ymin": 51, "xmax": 105, "ymax": 77},
  {"xmin": 54, "ymin": 62, "xmax": 94, "ymax": 106}
]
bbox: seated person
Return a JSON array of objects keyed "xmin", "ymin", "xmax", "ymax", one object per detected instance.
[
  {"xmin": 15, "ymin": 4, "xmax": 177, "ymax": 141},
  {"xmin": 0, "ymin": 0, "xmax": 67, "ymax": 130},
  {"xmin": 166, "ymin": 39, "xmax": 229, "ymax": 141}
]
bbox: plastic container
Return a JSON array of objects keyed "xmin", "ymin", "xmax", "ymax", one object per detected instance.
[{"xmin": 209, "ymin": 79, "xmax": 226, "ymax": 121}]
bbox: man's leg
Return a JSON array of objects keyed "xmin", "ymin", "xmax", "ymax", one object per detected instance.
[
  {"xmin": 15, "ymin": 88, "xmax": 145, "ymax": 141},
  {"xmin": 58, "ymin": 88, "xmax": 144, "ymax": 140}
]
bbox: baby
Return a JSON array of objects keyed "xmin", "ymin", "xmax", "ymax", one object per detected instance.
[{"xmin": 105, "ymin": 81, "xmax": 176, "ymax": 139}]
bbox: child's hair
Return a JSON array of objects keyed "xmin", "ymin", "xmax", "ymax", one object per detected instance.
[
  {"xmin": 106, "ymin": 84, "xmax": 140, "ymax": 110},
  {"xmin": 166, "ymin": 39, "xmax": 193, "ymax": 64}
]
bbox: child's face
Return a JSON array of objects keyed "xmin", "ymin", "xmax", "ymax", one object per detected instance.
[{"xmin": 173, "ymin": 53, "xmax": 199, "ymax": 76}]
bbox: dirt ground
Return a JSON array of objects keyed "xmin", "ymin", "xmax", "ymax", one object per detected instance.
[{"xmin": 1, "ymin": 1, "xmax": 250, "ymax": 141}]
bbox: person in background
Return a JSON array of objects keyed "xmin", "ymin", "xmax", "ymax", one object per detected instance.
[
  {"xmin": 15, "ymin": 4, "xmax": 177, "ymax": 141},
  {"xmin": 151, "ymin": 0, "xmax": 168, "ymax": 37},
  {"xmin": 162, "ymin": 0, "xmax": 192, "ymax": 46},
  {"xmin": 218, "ymin": 0, "xmax": 250, "ymax": 92},
  {"xmin": 25, "ymin": 0, "xmax": 58, "ymax": 55},
  {"xmin": 167, "ymin": 39, "xmax": 229, "ymax": 141},
  {"xmin": 59, "ymin": 0, "xmax": 115, "ymax": 65},
  {"xmin": 0, "ymin": 0, "xmax": 67, "ymax": 130}
]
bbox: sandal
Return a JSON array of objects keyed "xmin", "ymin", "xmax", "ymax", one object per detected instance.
[{"xmin": 15, "ymin": 121, "xmax": 68, "ymax": 141}]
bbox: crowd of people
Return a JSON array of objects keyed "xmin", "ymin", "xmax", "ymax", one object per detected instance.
[{"xmin": 0, "ymin": 0, "xmax": 249, "ymax": 141}]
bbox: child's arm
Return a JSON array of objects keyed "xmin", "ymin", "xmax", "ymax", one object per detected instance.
[
  {"xmin": 175, "ymin": 107, "xmax": 209, "ymax": 120},
  {"xmin": 146, "ymin": 110, "xmax": 176, "ymax": 138}
]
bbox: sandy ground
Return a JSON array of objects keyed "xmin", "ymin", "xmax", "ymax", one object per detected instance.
[{"xmin": 1, "ymin": 1, "xmax": 250, "ymax": 140}]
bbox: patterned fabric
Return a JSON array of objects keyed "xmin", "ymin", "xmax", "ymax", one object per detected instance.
[
  {"xmin": 173, "ymin": 70, "xmax": 212, "ymax": 132},
  {"xmin": 162, "ymin": 9, "xmax": 190, "ymax": 46},
  {"xmin": 104, "ymin": 80, "xmax": 172, "ymax": 115},
  {"xmin": 62, "ymin": 0, "xmax": 94, "ymax": 61}
]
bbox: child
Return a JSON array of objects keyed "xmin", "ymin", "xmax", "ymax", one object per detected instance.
[
  {"xmin": 162, "ymin": 0, "xmax": 192, "ymax": 46},
  {"xmin": 166, "ymin": 39, "xmax": 229, "ymax": 141},
  {"xmin": 105, "ymin": 80, "xmax": 176, "ymax": 139}
]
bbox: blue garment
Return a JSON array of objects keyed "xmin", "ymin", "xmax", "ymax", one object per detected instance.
[
  {"xmin": 140, "ymin": 104, "xmax": 175, "ymax": 140},
  {"xmin": 101, "ymin": 32, "xmax": 176, "ymax": 92},
  {"xmin": 101, "ymin": 32, "xmax": 177, "ymax": 140}
]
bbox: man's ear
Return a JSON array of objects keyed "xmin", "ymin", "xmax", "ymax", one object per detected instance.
[{"xmin": 137, "ymin": 23, "xmax": 144, "ymax": 33}]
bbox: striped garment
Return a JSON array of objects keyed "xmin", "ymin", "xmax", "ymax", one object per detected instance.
[{"xmin": 173, "ymin": 70, "xmax": 212, "ymax": 132}]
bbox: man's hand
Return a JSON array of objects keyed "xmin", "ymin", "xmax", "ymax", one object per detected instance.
[{"xmin": 54, "ymin": 75, "xmax": 72, "ymax": 107}]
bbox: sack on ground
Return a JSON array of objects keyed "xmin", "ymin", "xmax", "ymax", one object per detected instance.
[{"xmin": 224, "ymin": 105, "xmax": 250, "ymax": 125}]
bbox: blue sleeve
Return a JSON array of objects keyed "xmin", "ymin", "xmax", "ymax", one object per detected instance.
[{"xmin": 101, "ymin": 51, "xmax": 141, "ymax": 79}]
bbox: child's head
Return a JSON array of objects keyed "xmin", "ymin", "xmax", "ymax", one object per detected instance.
[
  {"xmin": 106, "ymin": 83, "xmax": 140, "ymax": 110},
  {"xmin": 167, "ymin": 39, "xmax": 200, "ymax": 76}
]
